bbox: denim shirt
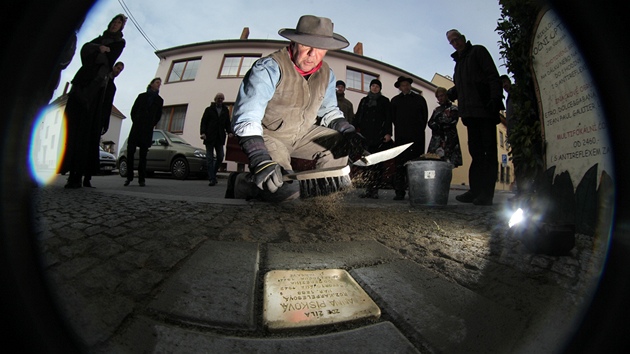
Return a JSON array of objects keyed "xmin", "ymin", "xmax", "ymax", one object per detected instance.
[{"xmin": 232, "ymin": 55, "xmax": 344, "ymax": 137}]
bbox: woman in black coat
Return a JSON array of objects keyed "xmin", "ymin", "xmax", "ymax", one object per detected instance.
[
  {"xmin": 353, "ymin": 79, "xmax": 393, "ymax": 199},
  {"xmin": 60, "ymin": 13, "xmax": 127, "ymax": 188},
  {"xmin": 124, "ymin": 78, "xmax": 164, "ymax": 187}
]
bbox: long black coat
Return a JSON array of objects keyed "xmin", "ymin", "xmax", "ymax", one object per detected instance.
[
  {"xmin": 449, "ymin": 41, "xmax": 504, "ymax": 125},
  {"xmin": 354, "ymin": 94, "xmax": 392, "ymax": 149},
  {"xmin": 391, "ymin": 92, "xmax": 428, "ymax": 146},
  {"xmin": 200, "ymin": 103, "xmax": 231, "ymax": 146},
  {"xmin": 128, "ymin": 91, "xmax": 163, "ymax": 148},
  {"xmin": 60, "ymin": 31, "xmax": 125, "ymax": 176}
]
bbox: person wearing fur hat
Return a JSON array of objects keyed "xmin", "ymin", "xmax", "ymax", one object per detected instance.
[
  {"xmin": 390, "ymin": 76, "xmax": 429, "ymax": 200},
  {"xmin": 60, "ymin": 13, "xmax": 127, "ymax": 189},
  {"xmin": 227, "ymin": 15, "xmax": 361, "ymax": 202},
  {"xmin": 353, "ymin": 79, "xmax": 393, "ymax": 199}
]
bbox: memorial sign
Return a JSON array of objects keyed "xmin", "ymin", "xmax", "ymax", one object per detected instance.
[
  {"xmin": 263, "ymin": 269, "xmax": 380, "ymax": 330},
  {"xmin": 532, "ymin": 9, "xmax": 613, "ymax": 187}
]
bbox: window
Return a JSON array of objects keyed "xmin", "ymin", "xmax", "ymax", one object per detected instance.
[
  {"xmin": 346, "ymin": 67, "xmax": 379, "ymax": 93},
  {"xmin": 167, "ymin": 58, "xmax": 200, "ymax": 83},
  {"xmin": 156, "ymin": 105, "xmax": 188, "ymax": 133},
  {"xmin": 219, "ymin": 55, "xmax": 261, "ymax": 78},
  {"xmin": 499, "ymin": 131, "xmax": 504, "ymax": 147}
]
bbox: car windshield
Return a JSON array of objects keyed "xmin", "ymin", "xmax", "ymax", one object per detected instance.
[{"xmin": 164, "ymin": 131, "xmax": 190, "ymax": 145}]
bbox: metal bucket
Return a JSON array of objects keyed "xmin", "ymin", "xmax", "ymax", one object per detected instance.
[{"xmin": 406, "ymin": 160, "xmax": 453, "ymax": 206}]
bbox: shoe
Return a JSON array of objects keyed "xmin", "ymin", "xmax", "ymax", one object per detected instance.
[
  {"xmin": 83, "ymin": 180, "xmax": 94, "ymax": 188},
  {"xmin": 225, "ymin": 172, "xmax": 239, "ymax": 198},
  {"xmin": 209, "ymin": 180, "xmax": 217, "ymax": 186},
  {"xmin": 124, "ymin": 180, "xmax": 131, "ymax": 186},
  {"xmin": 472, "ymin": 196, "xmax": 493, "ymax": 206},
  {"xmin": 64, "ymin": 181, "xmax": 81, "ymax": 189},
  {"xmin": 139, "ymin": 181, "xmax": 146, "ymax": 187},
  {"xmin": 455, "ymin": 191, "xmax": 476, "ymax": 203}
]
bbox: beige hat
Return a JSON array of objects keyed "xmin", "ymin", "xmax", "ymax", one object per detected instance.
[{"xmin": 278, "ymin": 15, "xmax": 349, "ymax": 50}]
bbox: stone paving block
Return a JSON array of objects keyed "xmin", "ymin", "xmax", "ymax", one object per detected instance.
[
  {"xmin": 100, "ymin": 316, "xmax": 420, "ymax": 353},
  {"xmin": 149, "ymin": 241, "xmax": 260, "ymax": 330},
  {"xmin": 350, "ymin": 260, "xmax": 526, "ymax": 354},
  {"xmin": 266, "ymin": 240, "xmax": 403, "ymax": 270}
]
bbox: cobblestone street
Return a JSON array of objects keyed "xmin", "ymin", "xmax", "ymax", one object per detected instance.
[{"xmin": 31, "ymin": 174, "xmax": 608, "ymax": 352}]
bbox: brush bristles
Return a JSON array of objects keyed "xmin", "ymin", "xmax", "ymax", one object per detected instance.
[{"xmin": 299, "ymin": 175, "xmax": 352, "ymax": 198}]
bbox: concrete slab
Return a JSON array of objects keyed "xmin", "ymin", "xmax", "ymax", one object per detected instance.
[
  {"xmin": 351, "ymin": 260, "xmax": 526, "ymax": 353},
  {"xmin": 149, "ymin": 241, "xmax": 260, "ymax": 330},
  {"xmin": 101, "ymin": 316, "xmax": 420, "ymax": 353},
  {"xmin": 266, "ymin": 240, "xmax": 403, "ymax": 270}
]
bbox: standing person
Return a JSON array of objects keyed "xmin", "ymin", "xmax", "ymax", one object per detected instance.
[
  {"xmin": 353, "ymin": 79, "xmax": 392, "ymax": 199},
  {"xmin": 83, "ymin": 61, "xmax": 125, "ymax": 187},
  {"xmin": 390, "ymin": 76, "xmax": 429, "ymax": 200},
  {"xmin": 335, "ymin": 80, "xmax": 354, "ymax": 123},
  {"xmin": 200, "ymin": 92, "xmax": 232, "ymax": 186},
  {"xmin": 427, "ymin": 87, "xmax": 462, "ymax": 167},
  {"xmin": 227, "ymin": 15, "xmax": 361, "ymax": 202},
  {"xmin": 124, "ymin": 78, "xmax": 164, "ymax": 187},
  {"xmin": 60, "ymin": 14, "xmax": 127, "ymax": 189},
  {"xmin": 446, "ymin": 29, "xmax": 504, "ymax": 206}
]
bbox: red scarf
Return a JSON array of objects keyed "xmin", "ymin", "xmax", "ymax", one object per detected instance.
[{"xmin": 288, "ymin": 44, "xmax": 322, "ymax": 76}]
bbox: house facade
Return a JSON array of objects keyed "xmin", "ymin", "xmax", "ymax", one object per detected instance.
[
  {"xmin": 151, "ymin": 33, "xmax": 513, "ymax": 191},
  {"xmin": 152, "ymin": 36, "xmax": 439, "ymax": 172}
]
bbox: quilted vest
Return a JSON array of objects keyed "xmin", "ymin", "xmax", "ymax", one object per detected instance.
[{"xmin": 262, "ymin": 47, "xmax": 330, "ymax": 137}]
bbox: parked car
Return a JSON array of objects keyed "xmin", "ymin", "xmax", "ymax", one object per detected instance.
[
  {"xmin": 117, "ymin": 130, "xmax": 207, "ymax": 180},
  {"xmin": 99, "ymin": 146, "xmax": 117, "ymax": 174}
]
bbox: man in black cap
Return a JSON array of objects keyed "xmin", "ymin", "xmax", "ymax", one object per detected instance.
[
  {"xmin": 336, "ymin": 80, "xmax": 354, "ymax": 124},
  {"xmin": 390, "ymin": 76, "xmax": 429, "ymax": 200},
  {"xmin": 446, "ymin": 29, "xmax": 504, "ymax": 206},
  {"xmin": 227, "ymin": 15, "xmax": 361, "ymax": 202}
]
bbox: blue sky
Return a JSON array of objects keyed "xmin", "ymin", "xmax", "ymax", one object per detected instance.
[{"xmin": 51, "ymin": 0, "xmax": 507, "ymax": 150}]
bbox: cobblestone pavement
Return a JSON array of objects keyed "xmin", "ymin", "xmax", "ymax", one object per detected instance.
[{"xmin": 32, "ymin": 174, "xmax": 608, "ymax": 352}]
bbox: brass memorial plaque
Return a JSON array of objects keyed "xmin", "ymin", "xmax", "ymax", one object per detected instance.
[{"xmin": 263, "ymin": 269, "xmax": 381, "ymax": 330}]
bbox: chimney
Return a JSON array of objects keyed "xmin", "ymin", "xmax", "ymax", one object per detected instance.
[
  {"xmin": 353, "ymin": 42, "xmax": 363, "ymax": 55},
  {"xmin": 240, "ymin": 27, "xmax": 250, "ymax": 40}
]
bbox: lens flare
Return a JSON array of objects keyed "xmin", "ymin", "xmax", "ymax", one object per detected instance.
[
  {"xmin": 508, "ymin": 208, "xmax": 524, "ymax": 228},
  {"xmin": 29, "ymin": 106, "xmax": 66, "ymax": 185}
]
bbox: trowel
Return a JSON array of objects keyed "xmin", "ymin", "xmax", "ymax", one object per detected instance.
[{"xmin": 352, "ymin": 142, "xmax": 413, "ymax": 167}]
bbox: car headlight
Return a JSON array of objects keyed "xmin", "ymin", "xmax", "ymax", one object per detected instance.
[{"xmin": 194, "ymin": 150, "xmax": 206, "ymax": 158}]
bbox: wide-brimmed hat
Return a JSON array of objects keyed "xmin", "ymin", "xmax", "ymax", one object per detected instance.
[
  {"xmin": 278, "ymin": 15, "xmax": 349, "ymax": 50},
  {"xmin": 394, "ymin": 76, "xmax": 413, "ymax": 88}
]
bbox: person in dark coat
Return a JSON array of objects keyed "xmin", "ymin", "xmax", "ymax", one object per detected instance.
[
  {"xmin": 335, "ymin": 80, "xmax": 355, "ymax": 124},
  {"xmin": 390, "ymin": 76, "xmax": 429, "ymax": 200},
  {"xmin": 446, "ymin": 29, "xmax": 504, "ymax": 206},
  {"xmin": 124, "ymin": 78, "xmax": 164, "ymax": 187},
  {"xmin": 100, "ymin": 62, "xmax": 124, "ymax": 136},
  {"xmin": 200, "ymin": 92, "xmax": 232, "ymax": 186},
  {"xmin": 353, "ymin": 79, "xmax": 392, "ymax": 199},
  {"xmin": 60, "ymin": 13, "xmax": 127, "ymax": 189}
]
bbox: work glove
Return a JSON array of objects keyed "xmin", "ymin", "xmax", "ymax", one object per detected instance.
[
  {"xmin": 239, "ymin": 135, "xmax": 284, "ymax": 192},
  {"xmin": 329, "ymin": 119, "xmax": 366, "ymax": 156}
]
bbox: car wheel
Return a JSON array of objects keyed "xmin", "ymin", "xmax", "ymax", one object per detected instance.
[
  {"xmin": 171, "ymin": 157, "xmax": 189, "ymax": 180},
  {"xmin": 118, "ymin": 158, "xmax": 127, "ymax": 178}
]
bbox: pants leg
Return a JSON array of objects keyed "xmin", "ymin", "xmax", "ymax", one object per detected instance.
[
  {"xmin": 138, "ymin": 147, "xmax": 148, "ymax": 182},
  {"xmin": 467, "ymin": 123, "xmax": 498, "ymax": 200},
  {"xmin": 206, "ymin": 144, "xmax": 215, "ymax": 181},
  {"xmin": 127, "ymin": 143, "xmax": 136, "ymax": 181}
]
